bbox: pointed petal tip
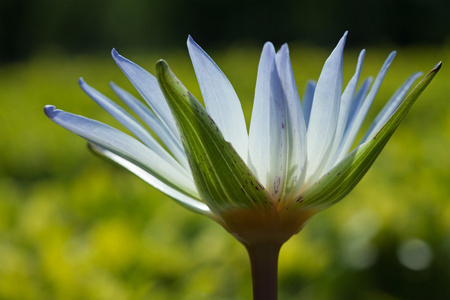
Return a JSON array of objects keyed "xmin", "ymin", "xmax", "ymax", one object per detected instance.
[
  {"xmin": 187, "ymin": 35, "xmax": 203, "ymax": 52},
  {"xmin": 111, "ymin": 48, "xmax": 119, "ymax": 57},
  {"xmin": 78, "ymin": 78, "xmax": 92, "ymax": 94},
  {"xmin": 433, "ymin": 61, "xmax": 442, "ymax": 71},
  {"xmin": 332, "ymin": 31, "xmax": 348, "ymax": 51},
  {"xmin": 424, "ymin": 61, "xmax": 442, "ymax": 78},
  {"xmin": 44, "ymin": 105, "xmax": 57, "ymax": 118},
  {"xmin": 111, "ymin": 48, "xmax": 126, "ymax": 64}
]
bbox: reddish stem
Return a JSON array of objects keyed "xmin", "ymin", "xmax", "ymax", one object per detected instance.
[{"xmin": 246, "ymin": 242, "xmax": 282, "ymax": 300}]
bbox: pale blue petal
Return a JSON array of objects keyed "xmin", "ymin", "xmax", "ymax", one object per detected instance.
[
  {"xmin": 346, "ymin": 77, "xmax": 373, "ymax": 128},
  {"xmin": 332, "ymin": 77, "xmax": 373, "ymax": 164},
  {"xmin": 44, "ymin": 105, "xmax": 198, "ymax": 198},
  {"xmin": 361, "ymin": 71, "xmax": 423, "ymax": 142},
  {"xmin": 109, "ymin": 82, "xmax": 189, "ymax": 170},
  {"xmin": 334, "ymin": 51, "xmax": 396, "ymax": 162},
  {"xmin": 187, "ymin": 36, "xmax": 248, "ymax": 161},
  {"xmin": 302, "ymin": 80, "xmax": 315, "ymax": 129},
  {"xmin": 248, "ymin": 42, "xmax": 279, "ymax": 190},
  {"xmin": 325, "ymin": 50, "xmax": 365, "ymax": 170},
  {"xmin": 88, "ymin": 144, "xmax": 212, "ymax": 216},
  {"xmin": 111, "ymin": 49, "xmax": 181, "ymax": 144},
  {"xmin": 79, "ymin": 78, "xmax": 183, "ymax": 170},
  {"xmin": 305, "ymin": 32, "xmax": 347, "ymax": 184},
  {"xmin": 275, "ymin": 44, "xmax": 307, "ymax": 201}
]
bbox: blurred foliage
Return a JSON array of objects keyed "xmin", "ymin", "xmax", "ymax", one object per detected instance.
[{"xmin": 0, "ymin": 40, "xmax": 449, "ymax": 300}]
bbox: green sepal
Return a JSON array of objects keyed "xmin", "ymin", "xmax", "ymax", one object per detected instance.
[
  {"xmin": 292, "ymin": 62, "xmax": 442, "ymax": 212},
  {"xmin": 155, "ymin": 60, "xmax": 273, "ymax": 216}
]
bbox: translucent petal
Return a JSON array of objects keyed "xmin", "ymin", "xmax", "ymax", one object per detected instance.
[
  {"xmin": 187, "ymin": 36, "xmax": 249, "ymax": 162},
  {"xmin": 88, "ymin": 144, "xmax": 212, "ymax": 216},
  {"xmin": 109, "ymin": 82, "xmax": 189, "ymax": 170},
  {"xmin": 290, "ymin": 62, "xmax": 440, "ymax": 212},
  {"xmin": 325, "ymin": 50, "xmax": 365, "ymax": 170},
  {"xmin": 79, "ymin": 78, "xmax": 183, "ymax": 169},
  {"xmin": 44, "ymin": 105, "xmax": 198, "ymax": 198},
  {"xmin": 111, "ymin": 49, "xmax": 181, "ymax": 144},
  {"xmin": 275, "ymin": 44, "xmax": 307, "ymax": 201},
  {"xmin": 156, "ymin": 60, "xmax": 274, "ymax": 216},
  {"xmin": 331, "ymin": 77, "xmax": 373, "ymax": 164},
  {"xmin": 248, "ymin": 42, "xmax": 279, "ymax": 190},
  {"xmin": 302, "ymin": 80, "xmax": 315, "ymax": 129},
  {"xmin": 362, "ymin": 71, "xmax": 423, "ymax": 143},
  {"xmin": 335, "ymin": 51, "xmax": 396, "ymax": 160},
  {"xmin": 305, "ymin": 32, "xmax": 347, "ymax": 184},
  {"xmin": 346, "ymin": 77, "xmax": 373, "ymax": 130}
]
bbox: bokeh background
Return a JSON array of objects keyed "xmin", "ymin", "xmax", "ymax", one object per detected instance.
[{"xmin": 1, "ymin": 1, "xmax": 449, "ymax": 299}]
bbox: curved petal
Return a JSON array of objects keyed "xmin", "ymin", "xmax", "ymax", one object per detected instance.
[
  {"xmin": 187, "ymin": 36, "xmax": 248, "ymax": 162},
  {"xmin": 44, "ymin": 105, "xmax": 198, "ymax": 198},
  {"xmin": 248, "ymin": 42, "xmax": 279, "ymax": 191},
  {"xmin": 156, "ymin": 60, "xmax": 274, "ymax": 216},
  {"xmin": 88, "ymin": 143, "xmax": 212, "ymax": 217},
  {"xmin": 289, "ymin": 62, "xmax": 441, "ymax": 212},
  {"xmin": 79, "ymin": 78, "xmax": 184, "ymax": 170},
  {"xmin": 305, "ymin": 32, "xmax": 347, "ymax": 184},
  {"xmin": 325, "ymin": 50, "xmax": 366, "ymax": 169},
  {"xmin": 361, "ymin": 71, "xmax": 422, "ymax": 142},
  {"xmin": 302, "ymin": 80, "xmax": 316, "ymax": 129},
  {"xmin": 275, "ymin": 44, "xmax": 307, "ymax": 201},
  {"xmin": 111, "ymin": 49, "xmax": 181, "ymax": 144},
  {"xmin": 335, "ymin": 51, "xmax": 396, "ymax": 160},
  {"xmin": 109, "ymin": 82, "xmax": 189, "ymax": 170},
  {"xmin": 331, "ymin": 77, "xmax": 373, "ymax": 164}
]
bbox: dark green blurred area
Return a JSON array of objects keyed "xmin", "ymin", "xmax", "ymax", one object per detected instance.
[
  {"xmin": 1, "ymin": 0, "xmax": 449, "ymax": 63},
  {"xmin": 1, "ymin": 1, "xmax": 450, "ymax": 299}
]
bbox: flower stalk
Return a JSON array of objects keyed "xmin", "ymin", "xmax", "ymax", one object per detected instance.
[{"xmin": 247, "ymin": 242, "xmax": 281, "ymax": 300}]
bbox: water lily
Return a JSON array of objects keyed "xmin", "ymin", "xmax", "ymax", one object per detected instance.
[{"xmin": 44, "ymin": 32, "xmax": 440, "ymax": 299}]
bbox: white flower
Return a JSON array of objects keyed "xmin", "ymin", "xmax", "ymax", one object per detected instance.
[{"xmin": 45, "ymin": 32, "xmax": 440, "ymax": 245}]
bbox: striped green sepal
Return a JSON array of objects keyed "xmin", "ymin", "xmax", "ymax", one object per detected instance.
[
  {"xmin": 155, "ymin": 60, "xmax": 273, "ymax": 216},
  {"xmin": 294, "ymin": 62, "xmax": 442, "ymax": 212}
]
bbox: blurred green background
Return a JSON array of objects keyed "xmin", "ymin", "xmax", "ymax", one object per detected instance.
[{"xmin": 1, "ymin": 1, "xmax": 449, "ymax": 299}]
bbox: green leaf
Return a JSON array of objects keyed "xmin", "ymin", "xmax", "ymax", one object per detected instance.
[
  {"xmin": 293, "ymin": 62, "xmax": 442, "ymax": 212},
  {"xmin": 155, "ymin": 60, "xmax": 274, "ymax": 217}
]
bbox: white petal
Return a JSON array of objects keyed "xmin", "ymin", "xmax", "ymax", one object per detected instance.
[
  {"xmin": 275, "ymin": 44, "xmax": 307, "ymax": 201},
  {"xmin": 362, "ymin": 71, "xmax": 422, "ymax": 142},
  {"xmin": 346, "ymin": 77, "xmax": 373, "ymax": 128},
  {"xmin": 334, "ymin": 51, "xmax": 396, "ymax": 161},
  {"xmin": 44, "ymin": 106, "xmax": 198, "ymax": 198},
  {"xmin": 302, "ymin": 80, "xmax": 316, "ymax": 129},
  {"xmin": 187, "ymin": 36, "xmax": 248, "ymax": 162},
  {"xmin": 325, "ymin": 50, "xmax": 365, "ymax": 170},
  {"xmin": 305, "ymin": 32, "xmax": 347, "ymax": 184},
  {"xmin": 248, "ymin": 42, "xmax": 280, "ymax": 191},
  {"xmin": 109, "ymin": 82, "xmax": 189, "ymax": 170},
  {"xmin": 88, "ymin": 144, "xmax": 212, "ymax": 216},
  {"xmin": 332, "ymin": 77, "xmax": 373, "ymax": 163},
  {"xmin": 79, "ymin": 78, "xmax": 183, "ymax": 169},
  {"xmin": 111, "ymin": 49, "xmax": 181, "ymax": 144}
]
